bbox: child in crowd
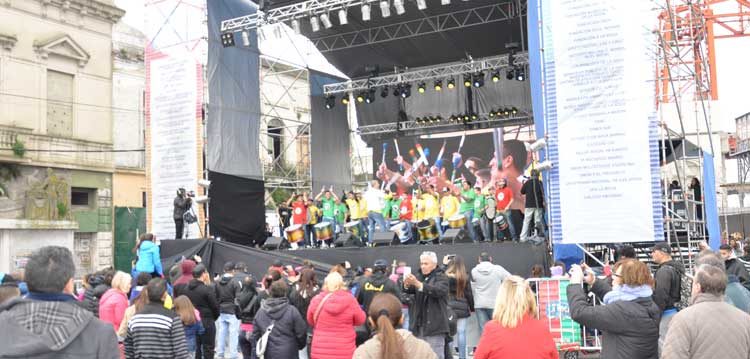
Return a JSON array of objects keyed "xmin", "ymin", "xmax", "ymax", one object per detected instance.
[{"xmin": 173, "ymin": 295, "xmax": 205, "ymax": 358}]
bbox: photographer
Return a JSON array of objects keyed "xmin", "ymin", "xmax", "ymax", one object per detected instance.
[{"xmin": 174, "ymin": 188, "xmax": 192, "ymax": 239}]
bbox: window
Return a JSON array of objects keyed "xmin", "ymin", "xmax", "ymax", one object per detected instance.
[
  {"xmin": 46, "ymin": 70, "xmax": 74, "ymax": 137},
  {"xmin": 142, "ymin": 191, "xmax": 147, "ymax": 208},
  {"xmin": 267, "ymin": 119, "xmax": 284, "ymax": 164},
  {"xmin": 71, "ymin": 187, "xmax": 95, "ymax": 207}
]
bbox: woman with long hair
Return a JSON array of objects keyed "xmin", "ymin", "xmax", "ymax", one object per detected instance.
[
  {"xmin": 290, "ymin": 269, "xmax": 320, "ymax": 359},
  {"xmin": 445, "ymin": 255, "xmax": 474, "ymax": 359},
  {"xmin": 237, "ymin": 275, "xmax": 260, "ymax": 359},
  {"xmin": 474, "ymin": 275, "xmax": 558, "ymax": 359},
  {"xmin": 99, "ymin": 271, "xmax": 132, "ymax": 332},
  {"xmin": 353, "ymin": 293, "xmax": 437, "ymax": 359},
  {"xmin": 117, "ymin": 287, "xmax": 150, "ymax": 339},
  {"xmin": 307, "ymin": 272, "xmax": 366, "ymax": 359},
  {"xmin": 133, "ymin": 233, "xmax": 163, "ymax": 278},
  {"xmin": 173, "ymin": 295, "xmax": 205, "ymax": 359}
]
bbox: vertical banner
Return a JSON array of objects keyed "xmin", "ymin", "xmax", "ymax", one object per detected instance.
[
  {"xmin": 703, "ymin": 152, "xmax": 720, "ymax": 249},
  {"xmin": 541, "ymin": 0, "xmax": 663, "ymax": 244}
]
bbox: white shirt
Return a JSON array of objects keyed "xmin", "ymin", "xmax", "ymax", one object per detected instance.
[{"xmin": 364, "ymin": 187, "xmax": 386, "ymax": 213}]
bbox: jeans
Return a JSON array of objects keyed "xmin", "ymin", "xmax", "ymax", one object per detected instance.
[
  {"xmin": 432, "ymin": 217, "xmax": 443, "ymax": 241},
  {"xmin": 454, "ymin": 318, "xmax": 468, "ymax": 359},
  {"xmin": 367, "ymin": 211, "xmax": 388, "ymax": 243},
  {"xmin": 215, "ymin": 313, "xmax": 239, "ymax": 358},
  {"xmin": 504, "ymin": 210, "xmax": 518, "ymax": 240},
  {"xmin": 520, "ymin": 207, "xmax": 544, "ymax": 242},
  {"xmin": 659, "ymin": 309, "xmax": 677, "ymax": 355},
  {"xmin": 238, "ymin": 330, "xmax": 253, "ymax": 359},
  {"xmin": 359, "ymin": 217, "xmax": 370, "ymax": 242},
  {"xmin": 401, "ymin": 307, "xmax": 410, "ymax": 332},
  {"xmin": 419, "ymin": 334, "xmax": 446, "ymax": 359},
  {"xmin": 475, "ymin": 308, "xmax": 493, "ymax": 334},
  {"xmin": 462, "ymin": 210, "xmax": 476, "ymax": 242},
  {"xmin": 479, "ymin": 216, "xmax": 492, "ymax": 242}
]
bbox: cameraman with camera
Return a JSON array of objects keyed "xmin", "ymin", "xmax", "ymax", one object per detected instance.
[{"xmin": 173, "ymin": 188, "xmax": 192, "ymax": 239}]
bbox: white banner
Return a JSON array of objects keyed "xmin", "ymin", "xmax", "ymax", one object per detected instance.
[{"xmin": 543, "ymin": 0, "xmax": 663, "ymax": 244}]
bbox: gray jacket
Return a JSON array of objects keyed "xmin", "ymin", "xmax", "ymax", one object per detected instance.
[
  {"xmin": 471, "ymin": 261, "xmax": 510, "ymax": 309},
  {"xmin": 0, "ymin": 297, "xmax": 119, "ymax": 359}
]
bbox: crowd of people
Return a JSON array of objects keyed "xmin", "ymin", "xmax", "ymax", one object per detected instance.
[{"xmin": 1, "ymin": 235, "xmax": 750, "ymax": 359}]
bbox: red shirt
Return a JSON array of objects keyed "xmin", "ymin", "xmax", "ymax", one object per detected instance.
[
  {"xmin": 495, "ymin": 187, "xmax": 513, "ymax": 211},
  {"xmin": 291, "ymin": 201, "xmax": 307, "ymax": 225},
  {"xmin": 399, "ymin": 196, "xmax": 413, "ymax": 221},
  {"xmin": 474, "ymin": 316, "xmax": 559, "ymax": 359}
]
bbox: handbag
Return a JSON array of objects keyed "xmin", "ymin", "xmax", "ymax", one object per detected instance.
[
  {"xmin": 312, "ymin": 292, "xmax": 335, "ymax": 327},
  {"xmin": 255, "ymin": 320, "xmax": 275, "ymax": 359},
  {"xmin": 446, "ymin": 306, "xmax": 457, "ymax": 337}
]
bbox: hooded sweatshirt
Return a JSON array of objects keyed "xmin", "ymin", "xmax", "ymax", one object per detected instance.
[
  {"xmin": 471, "ymin": 261, "xmax": 511, "ymax": 309},
  {"xmin": 134, "ymin": 240, "xmax": 163, "ymax": 276},
  {"xmin": 252, "ymin": 297, "xmax": 307, "ymax": 359},
  {"xmin": 653, "ymin": 259, "xmax": 685, "ymax": 311},
  {"xmin": 0, "ymin": 296, "xmax": 119, "ymax": 358},
  {"xmin": 173, "ymin": 260, "xmax": 196, "ymax": 286},
  {"xmin": 215, "ymin": 273, "xmax": 241, "ymax": 314}
]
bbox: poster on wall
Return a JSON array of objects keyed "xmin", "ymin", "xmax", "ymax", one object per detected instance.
[{"xmin": 540, "ymin": 0, "xmax": 663, "ymax": 244}]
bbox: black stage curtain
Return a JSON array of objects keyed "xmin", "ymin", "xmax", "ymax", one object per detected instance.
[
  {"xmin": 207, "ymin": 171, "xmax": 265, "ymax": 246},
  {"xmin": 310, "ymin": 71, "xmax": 352, "ymax": 191}
]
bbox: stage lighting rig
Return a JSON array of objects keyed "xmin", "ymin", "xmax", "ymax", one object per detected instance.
[
  {"xmin": 441, "ymin": 0, "xmax": 450, "ymax": 4},
  {"xmin": 221, "ymin": 32, "xmax": 235, "ymax": 47},
  {"xmin": 356, "ymin": 91, "xmax": 366, "ymax": 103},
  {"xmin": 380, "ymin": 0, "xmax": 391, "ymax": 17},
  {"xmin": 447, "ymin": 78, "xmax": 455, "ymax": 89},
  {"xmin": 338, "ymin": 9, "xmax": 348, "ymax": 25},
  {"xmin": 362, "ymin": 3, "xmax": 371, "ymax": 21},
  {"xmin": 394, "ymin": 0, "xmax": 405, "ymax": 15},
  {"xmin": 320, "ymin": 13, "xmax": 333, "ymax": 28},
  {"xmin": 463, "ymin": 74, "xmax": 472, "ymax": 88},
  {"xmin": 510, "ymin": 106, "xmax": 518, "ymax": 115},
  {"xmin": 472, "ymin": 72, "xmax": 484, "ymax": 88},
  {"xmin": 434, "ymin": 80, "xmax": 443, "ymax": 91},
  {"xmin": 417, "ymin": 0, "xmax": 427, "ymax": 10},
  {"xmin": 506, "ymin": 68, "xmax": 514, "ymax": 80},
  {"xmin": 489, "ymin": 109, "xmax": 497, "ymax": 118},
  {"xmin": 365, "ymin": 88, "xmax": 376, "ymax": 103},
  {"xmin": 515, "ymin": 66, "xmax": 525, "ymax": 81},
  {"xmin": 400, "ymin": 84, "xmax": 412, "ymax": 98},
  {"xmin": 417, "ymin": 82, "xmax": 426, "ymax": 94},
  {"xmin": 380, "ymin": 86, "xmax": 389, "ymax": 98},
  {"xmin": 291, "ymin": 19, "xmax": 301, "ymax": 34},
  {"xmin": 325, "ymin": 95, "xmax": 336, "ymax": 109},
  {"xmin": 310, "ymin": 15, "xmax": 321, "ymax": 32},
  {"xmin": 491, "ymin": 70, "xmax": 500, "ymax": 82},
  {"xmin": 341, "ymin": 95, "xmax": 350, "ymax": 105}
]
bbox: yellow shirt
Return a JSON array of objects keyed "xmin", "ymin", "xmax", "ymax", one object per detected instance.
[
  {"xmin": 421, "ymin": 194, "xmax": 440, "ymax": 219},
  {"xmin": 358, "ymin": 199, "xmax": 369, "ymax": 219},
  {"xmin": 413, "ymin": 197, "xmax": 425, "ymax": 221},
  {"xmin": 345, "ymin": 199, "xmax": 360, "ymax": 220},
  {"xmin": 440, "ymin": 195, "xmax": 460, "ymax": 219},
  {"xmin": 308, "ymin": 205, "xmax": 321, "ymax": 225}
]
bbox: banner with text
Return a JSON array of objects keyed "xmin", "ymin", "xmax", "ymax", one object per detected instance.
[{"xmin": 541, "ymin": 0, "xmax": 663, "ymax": 244}]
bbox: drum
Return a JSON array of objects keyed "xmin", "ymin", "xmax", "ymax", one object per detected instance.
[
  {"xmin": 417, "ymin": 218, "xmax": 439, "ymax": 242},
  {"xmin": 285, "ymin": 224, "xmax": 304, "ymax": 243},
  {"xmin": 314, "ymin": 222, "xmax": 333, "ymax": 241},
  {"xmin": 345, "ymin": 221, "xmax": 361, "ymax": 238},
  {"xmin": 448, "ymin": 214, "xmax": 467, "ymax": 228},
  {"xmin": 493, "ymin": 213, "xmax": 508, "ymax": 230},
  {"xmin": 390, "ymin": 221, "xmax": 411, "ymax": 243}
]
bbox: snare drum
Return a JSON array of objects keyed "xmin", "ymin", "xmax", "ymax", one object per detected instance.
[
  {"xmin": 314, "ymin": 222, "xmax": 333, "ymax": 241},
  {"xmin": 417, "ymin": 218, "xmax": 439, "ymax": 242},
  {"xmin": 285, "ymin": 224, "xmax": 304, "ymax": 243},
  {"xmin": 448, "ymin": 214, "xmax": 467, "ymax": 228},
  {"xmin": 390, "ymin": 221, "xmax": 411, "ymax": 243},
  {"xmin": 345, "ymin": 221, "xmax": 361, "ymax": 238}
]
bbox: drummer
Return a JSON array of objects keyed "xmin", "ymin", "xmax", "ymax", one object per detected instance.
[
  {"xmin": 315, "ymin": 186, "xmax": 339, "ymax": 233},
  {"xmin": 458, "ymin": 180, "xmax": 478, "ymax": 242},
  {"xmin": 345, "ymin": 191, "xmax": 363, "ymax": 238},
  {"xmin": 398, "ymin": 192, "xmax": 414, "ymax": 241},
  {"xmin": 334, "ymin": 197, "xmax": 348, "ymax": 234},
  {"xmin": 494, "ymin": 178, "xmax": 517, "ymax": 241},
  {"xmin": 473, "ymin": 186, "xmax": 492, "ymax": 242},
  {"xmin": 286, "ymin": 193, "xmax": 309, "ymax": 246},
  {"xmin": 307, "ymin": 198, "xmax": 321, "ymax": 247},
  {"xmin": 421, "ymin": 185, "xmax": 441, "ymax": 241},
  {"xmin": 439, "ymin": 188, "xmax": 460, "ymax": 234}
]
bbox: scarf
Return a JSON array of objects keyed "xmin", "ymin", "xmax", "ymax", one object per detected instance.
[{"xmin": 603, "ymin": 284, "xmax": 653, "ymax": 305}]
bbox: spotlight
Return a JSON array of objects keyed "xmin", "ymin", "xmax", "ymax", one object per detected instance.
[
  {"xmin": 381, "ymin": 86, "xmax": 389, "ymax": 98},
  {"xmin": 415, "ymin": 117, "xmax": 422, "ymax": 124},
  {"xmin": 356, "ymin": 91, "xmax": 366, "ymax": 103},
  {"xmin": 310, "ymin": 16, "xmax": 320, "ymax": 32},
  {"xmin": 515, "ymin": 66, "xmax": 525, "ymax": 81},
  {"xmin": 338, "ymin": 9, "xmax": 348, "ymax": 25},
  {"xmin": 441, "ymin": 0, "xmax": 450, "ymax": 4},
  {"xmin": 435, "ymin": 116, "xmax": 442, "ymax": 123},
  {"xmin": 291, "ymin": 19, "xmax": 301, "ymax": 34},
  {"xmin": 362, "ymin": 3, "xmax": 371, "ymax": 21},
  {"xmin": 489, "ymin": 110, "xmax": 497, "ymax": 118},
  {"xmin": 472, "ymin": 72, "xmax": 484, "ymax": 88},
  {"xmin": 503, "ymin": 108, "xmax": 510, "ymax": 116},
  {"xmin": 417, "ymin": 0, "xmax": 427, "ymax": 10},
  {"xmin": 341, "ymin": 95, "xmax": 350, "ymax": 105},
  {"xmin": 447, "ymin": 78, "xmax": 455, "ymax": 89},
  {"xmin": 471, "ymin": 113, "xmax": 478, "ymax": 120},
  {"xmin": 417, "ymin": 82, "xmax": 426, "ymax": 94},
  {"xmin": 463, "ymin": 74, "xmax": 472, "ymax": 88},
  {"xmin": 506, "ymin": 68, "xmax": 515, "ymax": 80},
  {"xmin": 221, "ymin": 32, "xmax": 235, "ymax": 47},
  {"xmin": 241, "ymin": 30, "xmax": 250, "ymax": 47},
  {"xmin": 491, "ymin": 70, "xmax": 500, "ymax": 82},
  {"xmin": 394, "ymin": 0, "xmax": 405, "ymax": 15},
  {"xmin": 511, "ymin": 107, "xmax": 518, "ymax": 115},
  {"xmin": 393, "ymin": 85, "xmax": 401, "ymax": 97},
  {"xmin": 434, "ymin": 80, "xmax": 442, "ymax": 91},
  {"xmin": 325, "ymin": 95, "xmax": 336, "ymax": 109},
  {"xmin": 463, "ymin": 114, "xmax": 470, "ymax": 121},
  {"xmin": 400, "ymin": 84, "xmax": 411, "ymax": 98},
  {"xmin": 380, "ymin": 0, "xmax": 391, "ymax": 17},
  {"xmin": 320, "ymin": 13, "xmax": 333, "ymax": 29},
  {"xmin": 365, "ymin": 88, "xmax": 376, "ymax": 104}
]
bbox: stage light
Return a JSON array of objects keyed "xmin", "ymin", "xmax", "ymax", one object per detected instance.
[
  {"xmin": 362, "ymin": 3, "xmax": 371, "ymax": 21},
  {"xmin": 441, "ymin": 0, "xmax": 450, "ymax": 4},
  {"xmin": 310, "ymin": 16, "xmax": 320, "ymax": 32},
  {"xmin": 491, "ymin": 70, "xmax": 500, "ymax": 82},
  {"xmin": 471, "ymin": 113, "xmax": 478, "ymax": 120},
  {"xmin": 380, "ymin": 0, "xmax": 391, "ymax": 17},
  {"xmin": 472, "ymin": 72, "xmax": 484, "ymax": 88},
  {"xmin": 393, "ymin": 85, "xmax": 401, "ymax": 97},
  {"xmin": 338, "ymin": 9, "xmax": 348, "ymax": 25},
  {"xmin": 365, "ymin": 88, "xmax": 376, "ymax": 104},
  {"xmin": 463, "ymin": 114, "xmax": 470, "ymax": 121},
  {"xmin": 447, "ymin": 78, "xmax": 455, "ymax": 89},
  {"xmin": 240, "ymin": 30, "xmax": 250, "ymax": 47},
  {"xmin": 435, "ymin": 116, "xmax": 442, "ymax": 123},
  {"xmin": 394, "ymin": 0, "xmax": 405, "ymax": 15},
  {"xmin": 506, "ymin": 68, "xmax": 515, "ymax": 80},
  {"xmin": 511, "ymin": 106, "xmax": 518, "ymax": 115},
  {"xmin": 221, "ymin": 32, "xmax": 235, "ymax": 47},
  {"xmin": 463, "ymin": 74, "xmax": 472, "ymax": 88},
  {"xmin": 320, "ymin": 13, "xmax": 333, "ymax": 29},
  {"xmin": 381, "ymin": 86, "xmax": 389, "ymax": 98},
  {"xmin": 291, "ymin": 19, "xmax": 301, "ymax": 34},
  {"xmin": 417, "ymin": 82, "xmax": 426, "ymax": 94},
  {"xmin": 515, "ymin": 66, "xmax": 525, "ymax": 81},
  {"xmin": 489, "ymin": 110, "xmax": 497, "ymax": 118},
  {"xmin": 415, "ymin": 117, "xmax": 422, "ymax": 124},
  {"xmin": 341, "ymin": 95, "xmax": 350, "ymax": 105},
  {"xmin": 325, "ymin": 95, "xmax": 336, "ymax": 109},
  {"xmin": 417, "ymin": 0, "xmax": 427, "ymax": 10},
  {"xmin": 434, "ymin": 80, "xmax": 442, "ymax": 91},
  {"xmin": 529, "ymin": 138, "xmax": 547, "ymax": 152},
  {"xmin": 400, "ymin": 84, "xmax": 411, "ymax": 98},
  {"xmin": 356, "ymin": 91, "xmax": 365, "ymax": 103},
  {"xmin": 503, "ymin": 108, "xmax": 510, "ymax": 116}
]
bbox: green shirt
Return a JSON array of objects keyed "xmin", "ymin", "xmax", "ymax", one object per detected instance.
[
  {"xmin": 321, "ymin": 197, "xmax": 336, "ymax": 218},
  {"xmin": 389, "ymin": 198, "xmax": 402, "ymax": 220},
  {"xmin": 459, "ymin": 189, "xmax": 476, "ymax": 213},
  {"xmin": 334, "ymin": 203, "xmax": 348, "ymax": 223},
  {"xmin": 473, "ymin": 195, "xmax": 487, "ymax": 219},
  {"xmin": 382, "ymin": 198, "xmax": 392, "ymax": 219}
]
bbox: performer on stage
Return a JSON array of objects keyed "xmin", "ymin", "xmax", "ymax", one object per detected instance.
[
  {"xmin": 356, "ymin": 192, "xmax": 370, "ymax": 242},
  {"xmin": 307, "ymin": 198, "xmax": 321, "ymax": 247},
  {"xmin": 473, "ymin": 186, "xmax": 491, "ymax": 242},
  {"xmin": 459, "ymin": 180, "xmax": 478, "ymax": 242},
  {"xmin": 440, "ymin": 188, "xmax": 460, "ymax": 233},
  {"xmin": 494, "ymin": 178, "xmax": 517, "ymax": 241},
  {"xmin": 345, "ymin": 192, "xmax": 360, "ymax": 222},
  {"xmin": 398, "ymin": 192, "xmax": 414, "ymax": 242},
  {"xmin": 422, "ymin": 185, "xmax": 441, "ymax": 240},
  {"xmin": 315, "ymin": 186, "xmax": 339, "ymax": 233},
  {"xmin": 287, "ymin": 193, "xmax": 309, "ymax": 246},
  {"xmin": 334, "ymin": 197, "xmax": 348, "ymax": 234},
  {"xmin": 364, "ymin": 180, "xmax": 388, "ymax": 245}
]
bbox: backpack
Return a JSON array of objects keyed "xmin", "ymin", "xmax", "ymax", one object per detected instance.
[{"xmin": 255, "ymin": 320, "xmax": 275, "ymax": 359}]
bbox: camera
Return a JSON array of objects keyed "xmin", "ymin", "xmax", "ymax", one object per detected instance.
[{"xmin": 187, "ymin": 191, "xmax": 196, "ymax": 198}]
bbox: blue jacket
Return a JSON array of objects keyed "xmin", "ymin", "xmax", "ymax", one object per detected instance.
[
  {"xmin": 134, "ymin": 241, "xmax": 163, "ymax": 276},
  {"xmin": 183, "ymin": 320, "xmax": 205, "ymax": 353}
]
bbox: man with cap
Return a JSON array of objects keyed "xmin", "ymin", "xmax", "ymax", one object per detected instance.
[
  {"xmin": 215, "ymin": 261, "xmax": 242, "ymax": 359},
  {"xmin": 651, "ymin": 242, "xmax": 685, "ymax": 352},
  {"xmin": 357, "ymin": 259, "xmax": 402, "ymax": 312}
]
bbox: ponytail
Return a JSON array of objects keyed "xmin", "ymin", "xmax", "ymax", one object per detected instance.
[{"xmin": 368, "ymin": 294, "xmax": 405, "ymax": 359}]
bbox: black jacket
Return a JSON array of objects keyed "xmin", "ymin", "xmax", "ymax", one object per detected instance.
[
  {"xmin": 80, "ymin": 282, "xmax": 109, "ymax": 318},
  {"xmin": 173, "ymin": 195, "xmax": 191, "ymax": 220},
  {"xmin": 357, "ymin": 272, "xmax": 401, "ymax": 311},
  {"xmin": 174, "ymin": 279, "xmax": 220, "ymax": 322},
  {"xmin": 726, "ymin": 257, "xmax": 750, "ymax": 290},
  {"xmin": 568, "ymin": 283, "xmax": 660, "ymax": 359},
  {"xmin": 447, "ymin": 275, "xmax": 474, "ymax": 318},
  {"xmin": 653, "ymin": 260, "xmax": 684, "ymax": 311},
  {"xmin": 289, "ymin": 283, "xmax": 320, "ymax": 323},
  {"xmin": 404, "ymin": 267, "xmax": 450, "ymax": 337},
  {"xmin": 520, "ymin": 178, "xmax": 544, "ymax": 208},
  {"xmin": 251, "ymin": 297, "xmax": 307, "ymax": 359},
  {"xmin": 237, "ymin": 288, "xmax": 261, "ymax": 325},
  {"xmin": 215, "ymin": 274, "xmax": 242, "ymax": 315}
]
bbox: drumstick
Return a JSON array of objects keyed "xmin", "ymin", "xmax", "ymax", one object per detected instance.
[
  {"xmin": 393, "ymin": 139, "xmax": 402, "ymax": 172},
  {"xmin": 451, "ymin": 134, "xmax": 466, "ymax": 183},
  {"xmin": 381, "ymin": 143, "xmax": 388, "ymax": 190},
  {"xmin": 435, "ymin": 140, "xmax": 446, "ymax": 169},
  {"xmin": 415, "ymin": 143, "xmax": 428, "ymax": 166}
]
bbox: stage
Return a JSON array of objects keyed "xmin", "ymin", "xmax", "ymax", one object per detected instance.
[{"xmin": 160, "ymin": 239, "xmax": 550, "ymax": 279}]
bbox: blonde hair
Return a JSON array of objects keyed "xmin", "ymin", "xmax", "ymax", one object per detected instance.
[
  {"xmin": 323, "ymin": 272, "xmax": 345, "ymax": 292},
  {"xmin": 492, "ymin": 275, "xmax": 538, "ymax": 328},
  {"xmin": 111, "ymin": 271, "xmax": 132, "ymax": 293}
]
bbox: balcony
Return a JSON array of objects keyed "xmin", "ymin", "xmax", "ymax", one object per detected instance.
[{"xmin": 0, "ymin": 126, "xmax": 113, "ymax": 171}]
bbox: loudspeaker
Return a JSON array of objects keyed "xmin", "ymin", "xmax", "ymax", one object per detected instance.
[
  {"xmin": 334, "ymin": 233, "xmax": 362, "ymax": 247},
  {"xmin": 443, "ymin": 228, "xmax": 470, "ymax": 244},
  {"xmin": 370, "ymin": 231, "xmax": 397, "ymax": 247},
  {"xmin": 262, "ymin": 236, "xmax": 287, "ymax": 250}
]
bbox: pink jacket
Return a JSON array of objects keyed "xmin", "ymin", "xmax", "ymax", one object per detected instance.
[{"xmin": 99, "ymin": 288, "xmax": 129, "ymax": 332}]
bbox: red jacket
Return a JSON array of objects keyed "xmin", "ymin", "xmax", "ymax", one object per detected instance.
[
  {"xmin": 98, "ymin": 288, "xmax": 129, "ymax": 332},
  {"xmin": 306, "ymin": 290, "xmax": 366, "ymax": 359},
  {"xmin": 474, "ymin": 315, "xmax": 559, "ymax": 359}
]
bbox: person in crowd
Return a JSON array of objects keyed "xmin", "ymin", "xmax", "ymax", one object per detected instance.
[
  {"xmin": 458, "ymin": 180, "xmax": 478, "ymax": 242},
  {"xmin": 529, "ymin": 264, "xmax": 544, "ymax": 293},
  {"xmin": 134, "ymin": 233, "xmax": 163, "ymax": 278},
  {"xmin": 0, "ymin": 246, "xmax": 119, "ymax": 358},
  {"xmin": 307, "ymin": 272, "xmax": 366, "ymax": 359},
  {"xmin": 494, "ymin": 178, "xmax": 517, "ymax": 241},
  {"xmin": 740, "ymin": 245, "xmax": 750, "ymax": 262},
  {"xmin": 719, "ymin": 244, "xmax": 750, "ymax": 289},
  {"xmin": 473, "ymin": 186, "xmax": 491, "ymax": 242},
  {"xmin": 403, "ymin": 251, "xmax": 450, "ymax": 358},
  {"xmin": 174, "ymin": 264, "xmax": 219, "ymax": 359},
  {"xmin": 290, "ymin": 268, "xmax": 320, "ymax": 359},
  {"xmin": 695, "ymin": 251, "xmax": 750, "ymax": 313},
  {"xmin": 129, "ymin": 272, "xmax": 151, "ymax": 303},
  {"xmin": 650, "ymin": 242, "xmax": 684, "ymax": 351},
  {"xmin": 472, "ymin": 252, "xmax": 511, "ymax": 333},
  {"xmin": 568, "ymin": 259, "xmax": 660, "ymax": 359},
  {"xmin": 353, "ymin": 293, "xmax": 437, "ymax": 359},
  {"xmin": 99, "ymin": 271, "xmax": 132, "ymax": 333},
  {"xmin": 662, "ymin": 264, "xmax": 750, "ymax": 359},
  {"xmin": 174, "ymin": 259, "xmax": 197, "ymax": 287},
  {"xmin": 237, "ymin": 275, "xmax": 261, "ymax": 359},
  {"xmin": 174, "ymin": 188, "xmax": 192, "ymax": 239},
  {"xmin": 233, "ymin": 261, "xmax": 249, "ymax": 284},
  {"xmin": 118, "ymin": 287, "xmax": 149, "ymax": 339},
  {"xmin": 81, "ymin": 269, "xmax": 111, "ymax": 317},
  {"xmin": 168, "ymin": 263, "xmax": 182, "ymax": 285},
  {"xmin": 520, "ymin": 169, "xmax": 545, "ymax": 241},
  {"xmin": 473, "ymin": 275, "xmax": 558, "ymax": 359},
  {"xmin": 174, "ymin": 295, "xmax": 205, "ymax": 359},
  {"xmin": 364, "ymin": 180, "xmax": 388, "ymax": 245},
  {"xmin": 398, "ymin": 192, "xmax": 414, "ymax": 239},
  {"xmin": 214, "ymin": 261, "xmax": 241, "ymax": 359},
  {"xmin": 124, "ymin": 278, "xmax": 189, "ymax": 359},
  {"xmin": 445, "ymin": 255, "xmax": 474, "ymax": 359},
  {"xmin": 617, "ymin": 245, "xmax": 637, "ymax": 260},
  {"xmin": 358, "ymin": 259, "xmax": 402, "ymax": 311},
  {"xmin": 0, "ymin": 275, "xmax": 20, "ymax": 304},
  {"xmin": 252, "ymin": 280, "xmax": 308, "ymax": 359}
]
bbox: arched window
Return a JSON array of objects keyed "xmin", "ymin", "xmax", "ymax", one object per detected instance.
[{"xmin": 267, "ymin": 119, "xmax": 284, "ymax": 164}]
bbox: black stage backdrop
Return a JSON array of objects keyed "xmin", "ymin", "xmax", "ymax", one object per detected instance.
[
  {"xmin": 310, "ymin": 70, "xmax": 352, "ymax": 191},
  {"xmin": 161, "ymin": 240, "xmax": 550, "ymax": 279},
  {"xmin": 207, "ymin": 171, "xmax": 265, "ymax": 245}
]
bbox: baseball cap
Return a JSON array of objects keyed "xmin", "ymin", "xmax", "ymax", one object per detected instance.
[
  {"xmin": 373, "ymin": 259, "xmax": 388, "ymax": 270},
  {"xmin": 652, "ymin": 242, "xmax": 671, "ymax": 254}
]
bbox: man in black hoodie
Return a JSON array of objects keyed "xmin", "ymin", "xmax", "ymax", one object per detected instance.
[
  {"xmin": 651, "ymin": 242, "xmax": 685, "ymax": 353},
  {"xmin": 357, "ymin": 259, "xmax": 401, "ymax": 311},
  {"xmin": 252, "ymin": 279, "xmax": 307, "ymax": 359},
  {"xmin": 174, "ymin": 264, "xmax": 219, "ymax": 359},
  {"xmin": 719, "ymin": 244, "xmax": 750, "ymax": 290},
  {"xmin": 215, "ymin": 261, "xmax": 242, "ymax": 359}
]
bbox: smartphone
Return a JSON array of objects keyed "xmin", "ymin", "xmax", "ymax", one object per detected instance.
[{"xmin": 402, "ymin": 266, "xmax": 412, "ymax": 278}]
